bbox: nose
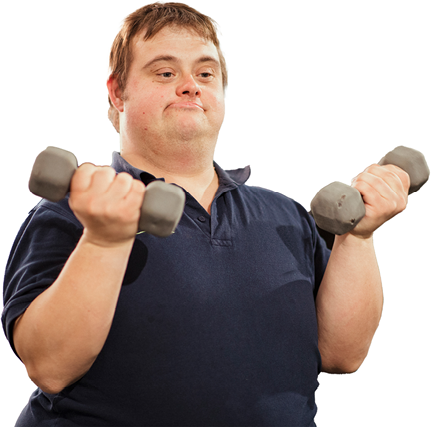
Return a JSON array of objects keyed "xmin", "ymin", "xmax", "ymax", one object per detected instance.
[{"xmin": 176, "ymin": 74, "xmax": 202, "ymax": 98}]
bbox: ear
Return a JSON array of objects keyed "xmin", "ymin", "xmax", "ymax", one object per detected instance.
[{"xmin": 107, "ymin": 74, "xmax": 125, "ymax": 112}]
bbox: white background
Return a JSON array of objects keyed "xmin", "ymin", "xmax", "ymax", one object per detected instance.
[{"xmin": 1, "ymin": 1, "xmax": 433, "ymax": 426}]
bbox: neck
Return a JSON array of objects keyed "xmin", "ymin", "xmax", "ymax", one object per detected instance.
[{"xmin": 121, "ymin": 146, "xmax": 219, "ymax": 214}]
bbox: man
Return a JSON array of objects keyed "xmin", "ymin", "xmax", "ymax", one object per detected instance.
[{"xmin": 2, "ymin": 3, "xmax": 409, "ymax": 426}]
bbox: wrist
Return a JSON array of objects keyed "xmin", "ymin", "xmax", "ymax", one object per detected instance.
[
  {"xmin": 334, "ymin": 232, "xmax": 374, "ymax": 249},
  {"xmin": 81, "ymin": 229, "xmax": 136, "ymax": 251}
]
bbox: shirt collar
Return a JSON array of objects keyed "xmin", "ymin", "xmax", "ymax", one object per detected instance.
[{"xmin": 111, "ymin": 152, "xmax": 251, "ymax": 189}]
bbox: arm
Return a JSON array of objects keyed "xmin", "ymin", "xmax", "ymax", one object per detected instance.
[
  {"xmin": 13, "ymin": 164, "xmax": 145, "ymax": 394},
  {"xmin": 316, "ymin": 163, "xmax": 410, "ymax": 373}
]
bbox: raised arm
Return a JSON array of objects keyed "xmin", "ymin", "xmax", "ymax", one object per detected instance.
[
  {"xmin": 13, "ymin": 164, "xmax": 145, "ymax": 394},
  {"xmin": 316, "ymin": 163, "xmax": 410, "ymax": 373}
]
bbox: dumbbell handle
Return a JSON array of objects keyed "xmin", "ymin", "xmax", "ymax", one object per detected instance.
[
  {"xmin": 29, "ymin": 146, "xmax": 185, "ymax": 237},
  {"xmin": 311, "ymin": 146, "xmax": 430, "ymax": 236}
]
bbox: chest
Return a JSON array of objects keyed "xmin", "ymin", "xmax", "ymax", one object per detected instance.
[{"xmin": 114, "ymin": 189, "xmax": 318, "ymax": 338}]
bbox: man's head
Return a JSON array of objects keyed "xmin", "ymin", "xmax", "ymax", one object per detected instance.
[{"xmin": 108, "ymin": 2, "xmax": 227, "ymax": 133}]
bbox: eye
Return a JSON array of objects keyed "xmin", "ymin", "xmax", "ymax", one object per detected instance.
[
  {"xmin": 159, "ymin": 72, "xmax": 174, "ymax": 78},
  {"xmin": 198, "ymin": 71, "xmax": 214, "ymax": 81}
]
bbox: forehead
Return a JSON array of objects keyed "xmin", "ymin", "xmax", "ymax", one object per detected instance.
[{"xmin": 131, "ymin": 25, "xmax": 220, "ymax": 65}]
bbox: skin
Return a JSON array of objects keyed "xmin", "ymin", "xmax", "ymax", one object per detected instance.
[
  {"xmin": 108, "ymin": 26, "xmax": 225, "ymax": 212},
  {"xmin": 13, "ymin": 24, "xmax": 409, "ymax": 394},
  {"xmin": 317, "ymin": 163, "xmax": 409, "ymax": 372}
]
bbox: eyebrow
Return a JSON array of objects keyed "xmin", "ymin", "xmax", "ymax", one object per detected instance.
[{"xmin": 143, "ymin": 55, "xmax": 220, "ymax": 70}]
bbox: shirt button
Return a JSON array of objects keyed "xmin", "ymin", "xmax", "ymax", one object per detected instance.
[{"xmin": 198, "ymin": 215, "xmax": 206, "ymax": 222}]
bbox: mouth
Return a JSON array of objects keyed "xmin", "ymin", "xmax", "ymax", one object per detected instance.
[{"xmin": 168, "ymin": 102, "xmax": 204, "ymax": 111}]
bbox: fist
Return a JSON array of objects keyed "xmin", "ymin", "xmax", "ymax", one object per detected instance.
[
  {"xmin": 350, "ymin": 164, "xmax": 410, "ymax": 238},
  {"xmin": 68, "ymin": 164, "xmax": 145, "ymax": 246}
]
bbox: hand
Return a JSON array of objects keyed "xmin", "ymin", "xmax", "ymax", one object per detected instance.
[
  {"xmin": 349, "ymin": 164, "xmax": 410, "ymax": 239},
  {"xmin": 68, "ymin": 163, "xmax": 146, "ymax": 247}
]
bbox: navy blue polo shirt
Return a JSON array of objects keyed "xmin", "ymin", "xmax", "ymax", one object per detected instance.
[{"xmin": 3, "ymin": 153, "xmax": 330, "ymax": 427}]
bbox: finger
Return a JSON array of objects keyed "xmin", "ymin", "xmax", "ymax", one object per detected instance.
[
  {"xmin": 89, "ymin": 166, "xmax": 117, "ymax": 195},
  {"xmin": 379, "ymin": 164, "xmax": 411, "ymax": 194},
  {"xmin": 354, "ymin": 167, "xmax": 396, "ymax": 200},
  {"xmin": 108, "ymin": 172, "xmax": 134, "ymax": 200},
  {"xmin": 70, "ymin": 162, "xmax": 98, "ymax": 193},
  {"xmin": 353, "ymin": 164, "xmax": 407, "ymax": 201},
  {"xmin": 131, "ymin": 178, "xmax": 146, "ymax": 197},
  {"xmin": 120, "ymin": 179, "xmax": 146, "ymax": 218},
  {"xmin": 106, "ymin": 174, "xmax": 145, "ymax": 213},
  {"xmin": 129, "ymin": 178, "xmax": 146, "ymax": 204},
  {"xmin": 352, "ymin": 167, "xmax": 408, "ymax": 217}
]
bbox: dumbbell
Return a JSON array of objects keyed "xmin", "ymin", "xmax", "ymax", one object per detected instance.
[
  {"xmin": 310, "ymin": 146, "xmax": 430, "ymax": 236},
  {"xmin": 29, "ymin": 146, "xmax": 186, "ymax": 238}
]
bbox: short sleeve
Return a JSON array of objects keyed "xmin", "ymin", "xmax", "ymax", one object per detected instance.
[
  {"xmin": 2, "ymin": 198, "xmax": 83, "ymax": 357},
  {"xmin": 306, "ymin": 211, "xmax": 331, "ymax": 297}
]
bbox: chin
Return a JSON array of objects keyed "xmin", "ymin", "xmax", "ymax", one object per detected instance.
[{"xmin": 169, "ymin": 120, "xmax": 210, "ymax": 141}]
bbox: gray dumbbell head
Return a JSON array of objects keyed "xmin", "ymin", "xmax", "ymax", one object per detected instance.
[
  {"xmin": 310, "ymin": 181, "xmax": 366, "ymax": 235},
  {"xmin": 29, "ymin": 146, "xmax": 78, "ymax": 202},
  {"xmin": 378, "ymin": 146, "xmax": 430, "ymax": 194},
  {"xmin": 139, "ymin": 180, "xmax": 186, "ymax": 238}
]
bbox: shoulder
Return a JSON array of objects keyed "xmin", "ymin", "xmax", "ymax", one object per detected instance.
[
  {"xmin": 26, "ymin": 196, "xmax": 83, "ymax": 232},
  {"xmin": 238, "ymin": 184, "xmax": 310, "ymax": 219},
  {"xmin": 35, "ymin": 196, "xmax": 81, "ymax": 222},
  {"xmin": 232, "ymin": 183, "xmax": 321, "ymax": 242},
  {"xmin": 6, "ymin": 197, "xmax": 83, "ymax": 279}
]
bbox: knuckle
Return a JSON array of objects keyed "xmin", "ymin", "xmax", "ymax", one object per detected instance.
[
  {"xmin": 117, "ymin": 174, "xmax": 136, "ymax": 192},
  {"xmin": 117, "ymin": 171, "xmax": 133, "ymax": 181},
  {"xmin": 361, "ymin": 165, "xmax": 375, "ymax": 176},
  {"xmin": 99, "ymin": 165, "xmax": 116, "ymax": 178},
  {"xmin": 382, "ymin": 164, "xmax": 408, "ymax": 181},
  {"xmin": 389, "ymin": 198, "xmax": 399, "ymax": 212},
  {"xmin": 78, "ymin": 162, "xmax": 97, "ymax": 171},
  {"xmin": 398, "ymin": 193, "xmax": 408, "ymax": 209},
  {"xmin": 132, "ymin": 179, "xmax": 146, "ymax": 193},
  {"xmin": 400, "ymin": 171, "xmax": 411, "ymax": 190},
  {"xmin": 351, "ymin": 178, "xmax": 364, "ymax": 191}
]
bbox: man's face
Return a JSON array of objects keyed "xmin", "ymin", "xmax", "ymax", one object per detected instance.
[{"xmin": 119, "ymin": 25, "xmax": 225, "ymax": 158}]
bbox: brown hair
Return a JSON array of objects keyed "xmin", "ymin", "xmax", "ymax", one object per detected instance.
[{"xmin": 108, "ymin": 2, "xmax": 228, "ymax": 132}]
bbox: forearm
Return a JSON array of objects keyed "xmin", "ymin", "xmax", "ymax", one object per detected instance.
[
  {"xmin": 14, "ymin": 234, "xmax": 134, "ymax": 394},
  {"xmin": 316, "ymin": 233, "xmax": 383, "ymax": 373}
]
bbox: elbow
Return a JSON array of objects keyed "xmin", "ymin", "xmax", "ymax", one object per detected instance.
[
  {"xmin": 343, "ymin": 361, "xmax": 363, "ymax": 374},
  {"xmin": 26, "ymin": 365, "xmax": 68, "ymax": 395},
  {"xmin": 321, "ymin": 359, "xmax": 364, "ymax": 374},
  {"xmin": 26, "ymin": 361, "xmax": 89, "ymax": 395},
  {"xmin": 20, "ymin": 350, "xmax": 93, "ymax": 395},
  {"xmin": 318, "ymin": 333, "xmax": 380, "ymax": 373},
  {"xmin": 17, "ymin": 348, "xmax": 67, "ymax": 394},
  {"xmin": 320, "ymin": 351, "xmax": 367, "ymax": 374},
  {"xmin": 319, "ymin": 335, "xmax": 373, "ymax": 374},
  {"xmin": 28, "ymin": 374, "xmax": 65, "ymax": 395},
  {"xmin": 37, "ymin": 382, "xmax": 65, "ymax": 395}
]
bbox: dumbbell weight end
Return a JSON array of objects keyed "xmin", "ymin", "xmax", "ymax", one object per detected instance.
[
  {"xmin": 139, "ymin": 180, "xmax": 185, "ymax": 238},
  {"xmin": 378, "ymin": 145, "xmax": 430, "ymax": 194},
  {"xmin": 310, "ymin": 181, "xmax": 366, "ymax": 236},
  {"xmin": 29, "ymin": 146, "xmax": 78, "ymax": 202}
]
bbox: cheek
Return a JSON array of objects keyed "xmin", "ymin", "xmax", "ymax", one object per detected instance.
[
  {"xmin": 210, "ymin": 93, "xmax": 225, "ymax": 121},
  {"xmin": 126, "ymin": 85, "xmax": 166, "ymax": 119}
]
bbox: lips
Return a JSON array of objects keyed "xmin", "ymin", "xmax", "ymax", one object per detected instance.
[{"xmin": 168, "ymin": 102, "xmax": 204, "ymax": 111}]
